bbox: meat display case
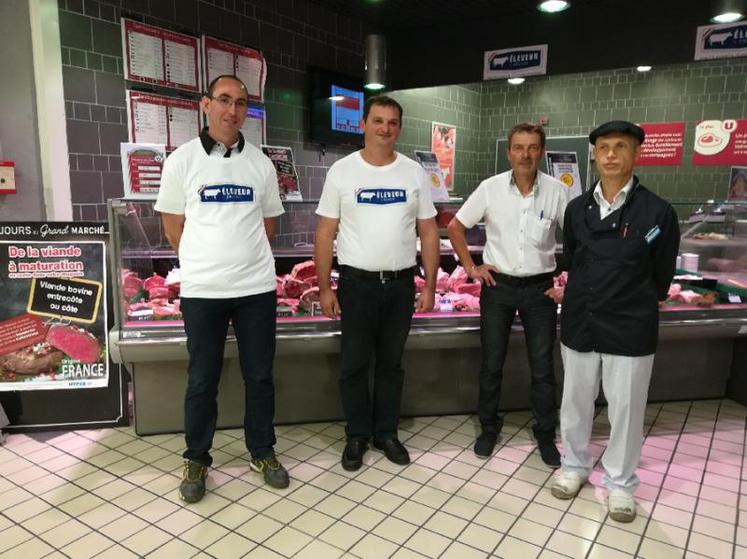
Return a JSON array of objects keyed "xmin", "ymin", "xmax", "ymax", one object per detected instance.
[{"xmin": 107, "ymin": 199, "xmax": 747, "ymax": 435}]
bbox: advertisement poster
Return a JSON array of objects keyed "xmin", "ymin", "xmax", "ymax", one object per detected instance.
[
  {"xmin": 331, "ymin": 86, "xmax": 364, "ymax": 134},
  {"xmin": 121, "ymin": 18, "xmax": 201, "ymax": 92},
  {"xmin": 636, "ymin": 122, "xmax": 685, "ymax": 166},
  {"xmin": 0, "ymin": 223, "xmax": 109, "ymax": 391},
  {"xmin": 483, "ymin": 44, "xmax": 548, "ymax": 80},
  {"xmin": 414, "ymin": 150, "xmax": 450, "ymax": 202},
  {"xmin": 261, "ymin": 145, "xmax": 302, "ymax": 201},
  {"xmin": 694, "ymin": 21, "xmax": 747, "ymax": 61},
  {"xmin": 201, "ymin": 35, "xmax": 266, "ymax": 102},
  {"xmin": 431, "ymin": 122, "xmax": 456, "ymax": 190},
  {"xmin": 120, "ymin": 143, "xmax": 165, "ymax": 199},
  {"xmin": 546, "ymin": 151, "xmax": 583, "ymax": 199},
  {"xmin": 693, "ymin": 119, "xmax": 747, "ymax": 166},
  {"xmin": 728, "ymin": 167, "xmax": 747, "ymax": 201}
]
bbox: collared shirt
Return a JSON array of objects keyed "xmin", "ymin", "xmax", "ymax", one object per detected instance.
[
  {"xmin": 199, "ymin": 128, "xmax": 244, "ymax": 158},
  {"xmin": 593, "ymin": 177, "xmax": 634, "ymax": 220},
  {"xmin": 456, "ymin": 170, "xmax": 569, "ymax": 277}
]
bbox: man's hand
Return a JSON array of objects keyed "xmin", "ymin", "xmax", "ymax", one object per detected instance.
[
  {"xmin": 468, "ymin": 264, "xmax": 499, "ymax": 286},
  {"xmin": 415, "ymin": 285, "xmax": 436, "ymax": 313},
  {"xmin": 319, "ymin": 288, "xmax": 341, "ymax": 319},
  {"xmin": 544, "ymin": 286, "xmax": 564, "ymax": 304}
]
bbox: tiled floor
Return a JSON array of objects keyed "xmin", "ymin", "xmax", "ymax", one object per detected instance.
[{"xmin": 0, "ymin": 398, "xmax": 745, "ymax": 558}]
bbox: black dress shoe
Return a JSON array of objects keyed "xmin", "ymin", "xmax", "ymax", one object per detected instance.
[
  {"xmin": 474, "ymin": 430, "xmax": 498, "ymax": 458},
  {"xmin": 535, "ymin": 433, "xmax": 561, "ymax": 469},
  {"xmin": 373, "ymin": 438, "xmax": 410, "ymax": 465},
  {"xmin": 341, "ymin": 439, "xmax": 368, "ymax": 471}
]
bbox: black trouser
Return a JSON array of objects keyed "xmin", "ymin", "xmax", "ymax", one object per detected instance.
[
  {"xmin": 181, "ymin": 291, "xmax": 277, "ymax": 466},
  {"xmin": 337, "ymin": 271, "xmax": 415, "ymax": 443},
  {"xmin": 478, "ymin": 275, "xmax": 558, "ymax": 437}
]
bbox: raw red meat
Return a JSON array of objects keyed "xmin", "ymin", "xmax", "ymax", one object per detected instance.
[
  {"xmin": 414, "ymin": 275, "xmax": 426, "ymax": 294},
  {"xmin": 46, "ymin": 324, "xmax": 101, "ymax": 364},
  {"xmin": 554, "ymin": 271, "xmax": 568, "ymax": 289},
  {"xmin": 122, "ymin": 271, "xmax": 143, "ymax": 299},
  {"xmin": 435, "ymin": 268, "xmax": 450, "ymax": 293},
  {"xmin": 456, "ymin": 282, "xmax": 481, "ymax": 297},
  {"xmin": 143, "ymin": 273, "xmax": 166, "ymax": 291},
  {"xmin": 291, "ymin": 260, "xmax": 317, "ymax": 282},
  {"xmin": 448, "ymin": 266, "xmax": 469, "ymax": 291},
  {"xmin": 299, "ymin": 286, "xmax": 321, "ymax": 313},
  {"xmin": 148, "ymin": 286, "xmax": 171, "ymax": 299},
  {"xmin": 452, "ymin": 293, "xmax": 480, "ymax": 312},
  {"xmin": 276, "ymin": 276, "xmax": 285, "ymax": 296},
  {"xmin": 276, "ymin": 298, "xmax": 300, "ymax": 313},
  {"xmin": 283, "ymin": 276, "xmax": 312, "ymax": 299}
]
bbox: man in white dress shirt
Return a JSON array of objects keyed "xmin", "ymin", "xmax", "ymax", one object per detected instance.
[{"xmin": 448, "ymin": 123, "xmax": 569, "ymax": 466}]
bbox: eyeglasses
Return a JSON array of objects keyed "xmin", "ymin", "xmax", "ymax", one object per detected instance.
[{"xmin": 208, "ymin": 95, "xmax": 249, "ymax": 110}]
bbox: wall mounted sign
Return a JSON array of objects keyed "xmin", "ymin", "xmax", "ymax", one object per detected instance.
[
  {"xmin": 121, "ymin": 18, "xmax": 201, "ymax": 92},
  {"xmin": 727, "ymin": 166, "xmax": 747, "ymax": 201},
  {"xmin": 202, "ymin": 36, "xmax": 266, "ymax": 102},
  {"xmin": 0, "ymin": 232, "xmax": 108, "ymax": 391},
  {"xmin": 242, "ymin": 105, "xmax": 266, "ymax": 148},
  {"xmin": 431, "ymin": 122, "xmax": 456, "ymax": 190},
  {"xmin": 0, "ymin": 161, "xmax": 16, "ymax": 194},
  {"xmin": 120, "ymin": 143, "xmax": 166, "ymax": 199},
  {"xmin": 694, "ymin": 21, "xmax": 747, "ymax": 61},
  {"xmin": 483, "ymin": 44, "xmax": 548, "ymax": 80},
  {"xmin": 126, "ymin": 91, "xmax": 201, "ymax": 151},
  {"xmin": 693, "ymin": 119, "xmax": 747, "ymax": 166},
  {"xmin": 261, "ymin": 145, "xmax": 302, "ymax": 201},
  {"xmin": 636, "ymin": 122, "xmax": 685, "ymax": 166},
  {"xmin": 546, "ymin": 151, "xmax": 583, "ymax": 199},
  {"xmin": 414, "ymin": 150, "xmax": 450, "ymax": 202}
]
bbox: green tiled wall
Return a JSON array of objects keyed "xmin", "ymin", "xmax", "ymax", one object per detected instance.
[{"xmin": 389, "ymin": 58, "xmax": 747, "ymax": 202}]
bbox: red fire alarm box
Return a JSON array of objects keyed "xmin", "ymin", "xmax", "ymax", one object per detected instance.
[{"xmin": 0, "ymin": 161, "xmax": 16, "ymax": 194}]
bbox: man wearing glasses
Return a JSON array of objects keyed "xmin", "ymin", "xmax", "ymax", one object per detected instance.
[{"xmin": 155, "ymin": 75, "xmax": 288, "ymax": 503}]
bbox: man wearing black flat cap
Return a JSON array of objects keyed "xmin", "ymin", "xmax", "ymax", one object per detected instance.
[{"xmin": 550, "ymin": 121, "xmax": 679, "ymax": 523}]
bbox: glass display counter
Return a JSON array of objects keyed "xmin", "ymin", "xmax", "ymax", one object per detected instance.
[{"xmin": 107, "ymin": 199, "xmax": 747, "ymax": 434}]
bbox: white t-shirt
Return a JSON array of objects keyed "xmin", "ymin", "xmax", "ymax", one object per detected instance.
[
  {"xmin": 456, "ymin": 170, "xmax": 569, "ymax": 276},
  {"xmin": 154, "ymin": 137, "xmax": 284, "ymax": 298},
  {"xmin": 316, "ymin": 151, "xmax": 437, "ymax": 271}
]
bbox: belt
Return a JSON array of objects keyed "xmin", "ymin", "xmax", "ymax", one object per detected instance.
[
  {"xmin": 340, "ymin": 265, "xmax": 416, "ymax": 282},
  {"xmin": 491, "ymin": 271, "xmax": 554, "ymax": 287}
]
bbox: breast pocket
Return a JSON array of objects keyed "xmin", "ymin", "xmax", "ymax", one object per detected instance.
[{"xmin": 530, "ymin": 217, "xmax": 553, "ymax": 246}]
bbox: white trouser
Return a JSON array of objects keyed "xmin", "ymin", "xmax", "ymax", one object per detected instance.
[{"xmin": 559, "ymin": 344, "xmax": 655, "ymax": 494}]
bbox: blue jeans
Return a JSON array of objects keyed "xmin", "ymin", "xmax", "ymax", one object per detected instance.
[
  {"xmin": 181, "ymin": 291, "xmax": 277, "ymax": 466},
  {"xmin": 337, "ymin": 273, "xmax": 415, "ymax": 443},
  {"xmin": 478, "ymin": 278, "xmax": 558, "ymax": 436}
]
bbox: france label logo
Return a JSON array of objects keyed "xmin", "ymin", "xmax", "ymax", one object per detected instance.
[
  {"xmin": 356, "ymin": 188, "xmax": 407, "ymax": 205},
  {"xmin": 199, "ymin": 184, "xmax": 254, "ymax": 203}
]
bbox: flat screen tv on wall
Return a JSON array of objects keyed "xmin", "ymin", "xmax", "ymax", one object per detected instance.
[{"xmin": 309, "ymin": 67, "xmax": 366, "ymax": 147}]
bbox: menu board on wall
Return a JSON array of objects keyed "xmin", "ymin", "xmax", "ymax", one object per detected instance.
[
  {"xmin": 636, "ymin": 122, "xmax": 685, "ymax": 166},
  {"xmin": 242, "ymin": 105, "xmax": 266, "ymax": 147},
  {"xmin": 202, "ymin": 36, "xmax": 267, "ymax": 102},
  {"xmin": 0, "ymin": 225, "xmax": 109, "ymax": 391},
  {"xmin": 693, "ymin": 119, "xmax": 747, "ymax": 166},
  {"xmin": 126, "ymin": 91, "xmax": 201, "ymax": 152},
  {"xmin": 121, "ymin": 19, "xmax": 201, "ymax": 92}
]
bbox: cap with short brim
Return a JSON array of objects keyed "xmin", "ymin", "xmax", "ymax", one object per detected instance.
[{"xmin": 589, "ymin": 121, "xmax": 645, "ymax": 144}]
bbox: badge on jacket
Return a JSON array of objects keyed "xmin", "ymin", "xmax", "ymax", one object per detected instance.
[{"xmin": 644, "ymin": 225, "xmax": 661, "ymax": 244}]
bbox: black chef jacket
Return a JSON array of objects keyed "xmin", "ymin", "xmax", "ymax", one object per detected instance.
[{"xmin": 560, "ymin": 178, "xmax": 680, "ymax": 356}]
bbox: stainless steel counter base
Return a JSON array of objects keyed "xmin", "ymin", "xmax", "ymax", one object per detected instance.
[{"xmin": 111, "ymin": 311, "xmax": 747, "ymax": 436}]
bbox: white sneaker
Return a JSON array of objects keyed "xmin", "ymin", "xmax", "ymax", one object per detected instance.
[
  {"xmin": 550, "ymin": 470, "xmax": 587, "ymax": 500},
  {"xmin": 608, "ymin": 489, "xmax": 636, "ymax": 522}
]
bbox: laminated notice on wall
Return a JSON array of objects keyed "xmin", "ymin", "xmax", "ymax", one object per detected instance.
[
  {"xmin": 126, "ymin": 91, "xmax": 201, "ymax": 151},
  {"xmin": 202, "ymin": 36, "xmax": 267, "ymax": 102},
  {"xmin": 414, "ymin": 150, "xmax": 449, "ymax": 202},
  {"xmin": 120, "ymin": 143, "xmax": 166, "ymax": 199},
  {"xmin": 261, "ymin": 145, "xmax": 302, "ymax": 201},
  {"xmin": 121, "ymin": 18, "xmax": 201, "ymax": 92}
]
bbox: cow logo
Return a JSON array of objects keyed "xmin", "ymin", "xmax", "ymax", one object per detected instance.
[
  {"xmin": 489, "ymin": 49, "xmax": 542, "ymax": 72},
  {"xmin": 704, "ymin": 24, "xmax": 747, "ymax": 50},
  {"xmin": 356, "ymin": 188, "xmax": 407, "ymax": 205},
  {"xmin": 199, "ymin": 184, "xmax": 254, "ymax": 202}
]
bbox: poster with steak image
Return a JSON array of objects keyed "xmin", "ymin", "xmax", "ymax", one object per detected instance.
[{"xmin": 0, "ymin": 225, "xmax": 108, "ymax": 391}]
